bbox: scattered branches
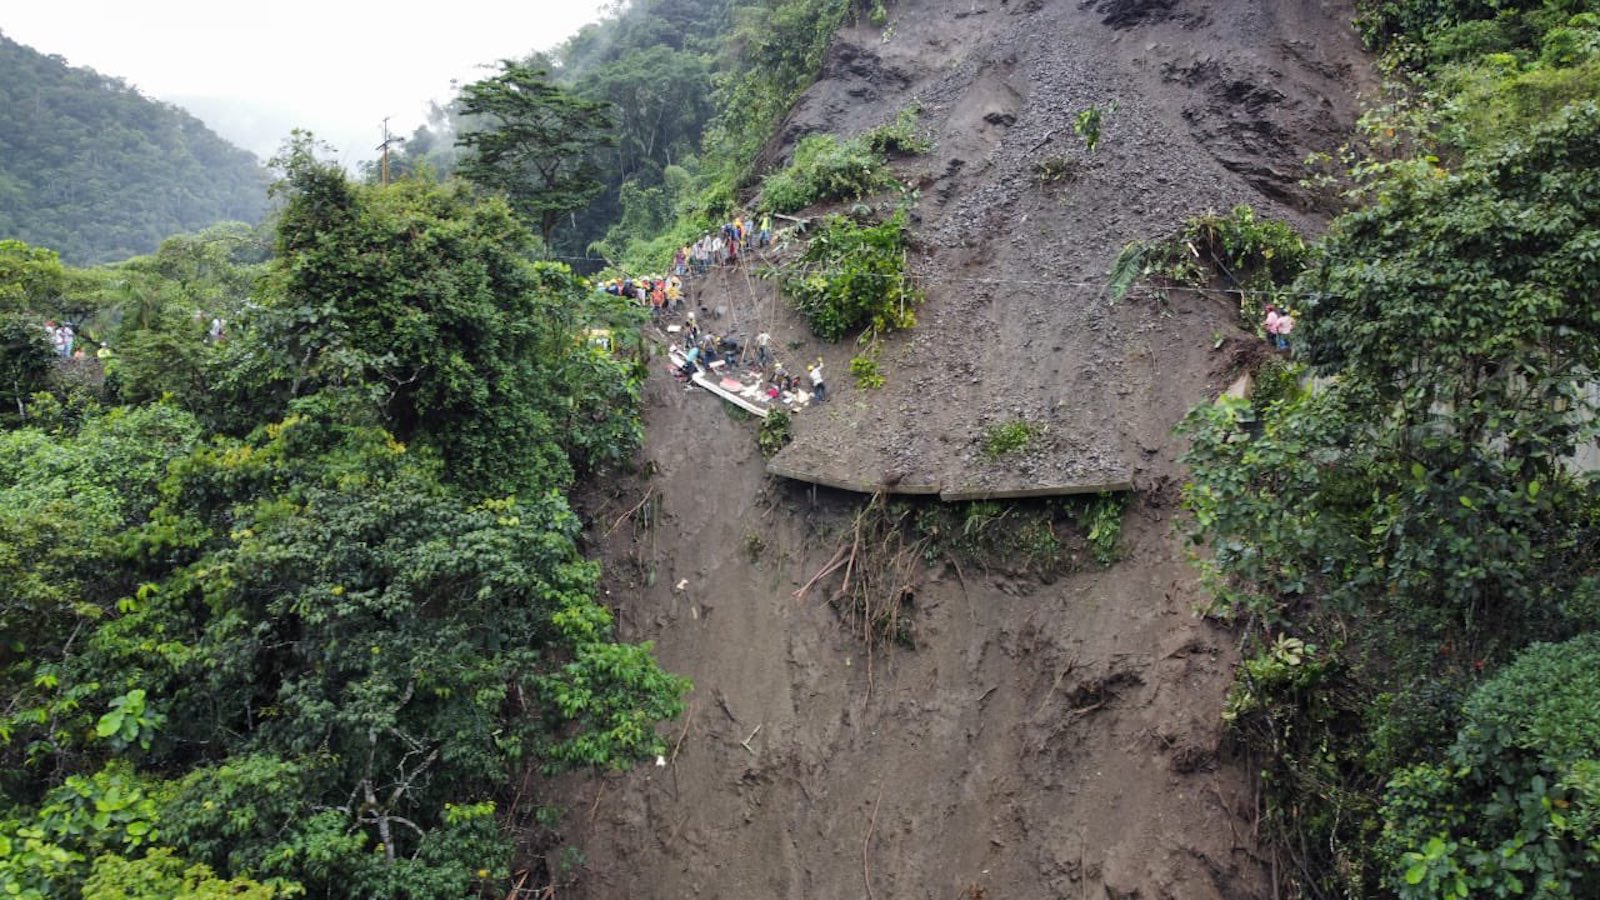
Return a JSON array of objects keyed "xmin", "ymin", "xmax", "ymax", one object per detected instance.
[{"xmin": 795, "ymin": 495, "xmax": 925, "ymax": 648}]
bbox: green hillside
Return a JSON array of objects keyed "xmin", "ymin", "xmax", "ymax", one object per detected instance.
[{"xmin": 0, "ymin": 31, "xmax": 268, "ymax": 265}]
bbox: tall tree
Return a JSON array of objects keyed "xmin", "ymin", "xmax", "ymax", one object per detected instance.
[{"xmin": 455, "ymin": 62, "xmax": 616, "ymax": 250}]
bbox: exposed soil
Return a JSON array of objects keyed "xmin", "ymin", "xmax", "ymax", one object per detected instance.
[{"xmin": 547, "ymin": 0, "xmax": 1372, "ymax": 896}]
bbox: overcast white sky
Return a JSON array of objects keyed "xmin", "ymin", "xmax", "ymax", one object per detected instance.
[{"xmin": 2, "ymin": 1, "xmax": 617, "ymax": 167}]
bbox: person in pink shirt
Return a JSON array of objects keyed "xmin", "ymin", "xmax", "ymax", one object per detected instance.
[{"xmin": 1265, "ymin": 304, "xmax": 1294, "ymax": 351}]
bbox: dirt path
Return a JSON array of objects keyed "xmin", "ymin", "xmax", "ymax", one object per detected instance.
[{"xmin": 549, "ymin": 1, "xmax": 1371, "ymax": 896}]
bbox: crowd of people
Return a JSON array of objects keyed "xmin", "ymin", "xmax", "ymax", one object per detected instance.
[
  {"xmin": 39, "ymin": 313, "xmax": 218, "ymax": 367},
  {"xmin": 599, "ymin": 272, "xmax": 684, "ymax": 319},
  {"xmin": 597, "ymin": 212, "xmax": 778, "ymax": 316},
  {"xmin": 671, "ymin": 311, "xmax": 826, "ymax": 406},
  {"xmin": 677, "ymin": 213, "xmax": 773, "ymax": 275},
  {"xmin": 594, "ymin": 211, "xmax": 821, "ymax": 410}
]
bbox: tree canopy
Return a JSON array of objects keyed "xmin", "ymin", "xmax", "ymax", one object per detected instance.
[
  {"xmin": 0, "ymin": 138, "xmax": 684, "ymax": 899},
  {"xmin": 456, "ymin": 63, "xmax": 617, "ymax": 251}
]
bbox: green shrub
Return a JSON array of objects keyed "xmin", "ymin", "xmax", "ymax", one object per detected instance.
[
  {"xmin": 910, "ymin": 499, "xmax": 1066, "ymax": 574},
  {"xmin": 1106, "ymin": 205, "xmax": 1308, "ymax": 322},
  {"xmin": 1540, "ymin": 18, "xmax": 1600, "ymax": 66},
  {"xmin": 758, "ymin": 134, "xmax": 891, "ymax": 215},
  {"xmin": 744, "ymin": 530, "xmax": 767, "ymax": 561},
  {"xmin": 758, "ymin": 409, "xmax": 793, "ymax": 457},
  {"xmin": 1435, "ymin": 54, "xmax": 1600, "ymax": 150},
  {"xmin": 981, "ymin": 419, "xmax": 1034, "ymax": 457},
  {"xmin": 1379, "ymin": 634, "xmax": 1600, "ymax": 899},
  {"xmin": 1355, "ymin": 0, "xmax": 1518, "ymax": 51},
  {"xmin": 863, "ymin": 105, "xmax": 931, "ymax": 156},
  {"xmin": 757, "ymin": 166, "xmax": 813, "ymax": 217},
  {"xmin": 1224, "ymin": 635, "xmax": 1327, "ymax": 723},
  {"xmin": 1249, "ymin": 356, "xmax": 1304, "ymax": 412},
  {"xmin": 757, "ymin": 106, "xmax": 927, "ymax": 217},
  {"xmin": 1034, "ymin": 155, "xmax": 1081, "ymax": 185},
  {"xmin": 1183, "ymin": 205, "xmax": 1308, "ymax": 289},
  {"xmin": 0, "ymin": 312, "xmax": 56, "ymax": 424},
  {"xmin": 1073, "ymin": 103, "xmax": 1114, "ymax": 153},
  {"xmin": 1429, "ymin": 17, "xmax": 1525, "ymax": 64},
  {"xmin": 849, "ymin": 350, "xmax": 885, "ymax": 389},
  {"xmin": 779, "ymin": 213, "xmax": 920, "ymax": 341},
  {"xmin": 1076, "ymin": 492, "xmax": 1126, "ymax": 566}
]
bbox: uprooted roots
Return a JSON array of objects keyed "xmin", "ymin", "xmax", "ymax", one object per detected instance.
[{"xmin": 794, "ymin": 494, "xmax": 926, "ymax": 649}]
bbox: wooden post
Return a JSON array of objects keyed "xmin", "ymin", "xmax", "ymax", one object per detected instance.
[{"xmin": 376, "ymin": 117, "xmax": 405, "ymax": 187}]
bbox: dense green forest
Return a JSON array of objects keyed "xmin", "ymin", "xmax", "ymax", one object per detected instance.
[
  {"xmin": 0, "ymin": 32, "xmax": 269, "ymax": 266},
  {"xmin": 1177, "ymin": 1, "xmax": 1600, "ymax": 896},
  {"xmin": 379, "ymin": 0, "xmax": 880, "ymax": 269},
  {"xmin": 0, "ymin": 0, "xmax": 876, "ymax": 892},
  {"xmin": 0, "ymin": 138, "xmax": 685, "ymax": 896}
]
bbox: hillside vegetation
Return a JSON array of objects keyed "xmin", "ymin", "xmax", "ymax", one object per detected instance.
[
  {"xmin": 1177, "ymin": 1, "xmax": 1600, "ymax": 895},
  {"xmin": 0, "ymin": 32, "xmax": 268, "ymax": 265},
  {"xmin": 380, "ymin": 0, "xmax": 876, "ymax": 267},
  {"xmin": 0, "ymin": 140, "xmax": 684, "ymax": 896}
]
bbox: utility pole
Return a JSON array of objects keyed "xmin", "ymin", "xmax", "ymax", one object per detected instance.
[{"xmin": 376, "ymin": 117, "xmax": 405, "ymax": 187}]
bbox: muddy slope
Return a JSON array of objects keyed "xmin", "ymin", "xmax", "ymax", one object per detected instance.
[
  {"xmin": 770, "ymin": 0, "xmax": 1368, "ymax": 494},
  {"xmin": 550, "ymin": 1, "xmax": 1371, "ymax": 897}
]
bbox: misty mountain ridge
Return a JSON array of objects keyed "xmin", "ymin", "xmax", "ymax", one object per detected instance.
[{"xmin": 0, "ymin": 30, "xmax": 269, "ymax": 265}]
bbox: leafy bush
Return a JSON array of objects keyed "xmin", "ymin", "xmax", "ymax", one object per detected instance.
[
  {"xmin": 850, "ymin": 350, "xmax": 885, "ymax": 389},
  {"xmin": 1106, "ymin": 205, "xmax": 1308, "ymax": 323},
  {"xmin": 910, "ymin": 499, "xmax": 1066, "ymax": 574},
  {"xmin": 1184, "ymin": 205, "xmax": 1308, "ymax": 286},
  {"xmin": 758, "ymin": 134, "xmax": 892, "ymax": 214},
  {"xmin": 82, "ymin": 848, "xmax": 279, "ymax": 899},
  {"xmin": 1073, "ymin": 103, "xmax": 1114, "ymax": 153},
  {"xmin": 1248, "ymin": 356, "xmax": 1305, "ymax": 413},
  {"xmin": 981, "ymin": 419, "xmax": 1035, "ymax": 457},
  {"xmin": 780, "ymin": 213, "xmax": 920, "ymax": 341},
  {"xmin": 1224, "ymin": 635, "xmax": 1327, "ymax": 723},
  {"xmin": 0, "ymin": 313, "xmax": 55, "ymax": 424},
  {"xmin": 1540, "ymin": 16, "xmax": 1600, "ymax": 65},
  {"xmin": 1354, "ymin": 0, "xmax": 1524, "ymax": 52},
  {"xmin": 1434, "ymin": 54, "xmax": 1600, "ymax": 149},
  {"xmin": 758, "ymin": 408, "xmax": 793, "ymax": 457},
  {"xmin": 863, "ymin": 105, "xmax": 932, "ymax": 156},
  {"xmin": 1379, "ymin": 634, "xmax": 1600, "ymax": 898},
  {"xmin": 1034, "ymin": 156, "xmax": 1081, "ymax": 185},
  {"xmin": 757, "ymin": 166, "xmax": 814, "ymax": 217},
  {"xmin": 1076, "ymin": 492, "xmax": 1126, "ymax": 566},
  {"xmin": 1429, "ymin": 17, "xmax": 1526, "ymax": 63}
]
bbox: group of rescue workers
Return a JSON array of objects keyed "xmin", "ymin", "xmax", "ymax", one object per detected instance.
[
  {"xmin": 602, "ymin": 212, "xmax": 1293, "ymax": 415},
  {"xmin": 598, "ymin": 211, "xmax": 826, "ymax": 407}
]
